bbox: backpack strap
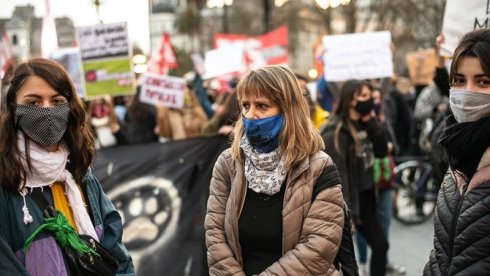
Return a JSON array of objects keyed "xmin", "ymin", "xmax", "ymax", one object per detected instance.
[
  {"xmin": 30, "ymin": 189, "xmax": 57, "ymax": 218},
  {"xmin": 312, "ymin": 164, "xmax": 341, "ymax": 201}
]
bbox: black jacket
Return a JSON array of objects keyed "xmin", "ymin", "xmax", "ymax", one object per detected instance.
[
  {"xmin": 321, "ymin": 116, "xmax": 388, "ymax": 224},
  {"xmin": 424, "ymin": 162, "xmax": 490, "ymax": 275}
]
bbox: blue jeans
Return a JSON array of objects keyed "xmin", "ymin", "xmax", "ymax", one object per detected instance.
[{"xmin": 356, "ymin": 189, "xmax": 393, "ymax": 263}]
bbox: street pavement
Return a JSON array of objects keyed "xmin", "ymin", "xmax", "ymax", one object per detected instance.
[
  {"xmin": 387, "ymin": 215, "xmax": 435, "ymax": 276},
  {"xmin": 356, "ymin": 214, "xmax": 435, "ymax": 276}
]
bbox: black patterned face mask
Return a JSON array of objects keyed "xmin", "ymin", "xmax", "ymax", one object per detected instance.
[{"xmin": 15, "ymin": 103, "xmax": 70, "ymax": 148}]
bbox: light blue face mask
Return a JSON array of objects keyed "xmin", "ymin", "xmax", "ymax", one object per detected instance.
[
  {"xmin": 242, "ymin": 114, "xmax": 285, "ymax": 153},
  {"xmin": 449, "ymin": 88, "xmax": 490, "ymax": 123}
]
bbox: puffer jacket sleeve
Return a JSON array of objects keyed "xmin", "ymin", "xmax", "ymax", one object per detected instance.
[
  {"xmin": 262, "ymin": 185, "xmax": 345, "ymax": 275},
  {"xmin": 205, "ymin": 151, "xmax": 245, "ymax": 275}
]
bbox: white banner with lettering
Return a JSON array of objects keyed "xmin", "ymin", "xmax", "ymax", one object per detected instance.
[
  {"xmin": 322, "ymin": 31, "xmax": 393, "ymax": 82},
  {"xmin": 140, "ymin": 73, "xmax": 186, "ymax": 108},
  {"xmin": 441, "ymin": 0, "xmax": 489, "ymax": 57}
]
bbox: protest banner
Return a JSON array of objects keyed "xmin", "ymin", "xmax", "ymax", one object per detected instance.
[
  {"xmin": 93, "ymin": 135, "xmax": 229, "ymax": 276},
  {"xmin": 213, "ymin": 25, "xmax": 289, "ymax": 70},
  {"xmin": 322, "ymin": 31, "xmax": 393, "ymax": 82},
  {"xmin": 50, "ymin": 48, "xmax": 86, "ymax": 98},
  {"xmin": 203, "ymin": 45, "xmax": 245, "ymax": 79},
  {"xmin": 405, "ymin": 48, "xmax": 437, "ymax": 86},
  {"xmin": 441, "ymin": 0, "xmax": 490, "ymax": 56},
  {"xmin": 140, "ymin": 73, "xmax": 186, "ymax": 108},
  {"xmin": 77, "ymin": 22, "xmax": 134, "ymax": 97}
]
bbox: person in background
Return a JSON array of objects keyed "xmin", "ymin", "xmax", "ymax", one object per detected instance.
[
  {"xmin": 295, "ymin": 73, "xmax": 330, "ymax": 130},
  {"xmin": 355, "ymin": 86, "xmax": 406, "ymax": 276},
  {"xmin": 205, "ymin": 65, "xmax": 345, "ymax": 275},
  {"xmin": 0, "ymin": 58, "xmax": 134, "ymax": 275},
  {"xmin": 121, "ymin": 86, "xmax": 158, "ymax": 145},
  {"xmin": 321, "ymin": 80, "xmax": 389, "ymax": 276},
  {"xmin": 424, "ymin": 28, "xmax": 490, "ymax": 275},
  {"xmin": 87, "ymin": 96, "xmax": 120, "ymax": 148}
]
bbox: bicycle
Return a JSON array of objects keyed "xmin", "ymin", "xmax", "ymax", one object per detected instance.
[{"xmin": 392, "ymin": 155, "xmax": 440, "ymax": 225}]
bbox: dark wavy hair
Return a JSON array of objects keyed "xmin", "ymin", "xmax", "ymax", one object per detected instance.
[
  {"xmin": 450, "ymin": 29, "xmax": 490, "ymax": 85},
  {"xmin": 0, "ymin": 58, "xmax": 95, "ymax": 193}
]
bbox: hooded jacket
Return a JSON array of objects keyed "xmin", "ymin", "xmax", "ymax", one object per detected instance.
[{"xmin": 205, "ymin": 149, "xmax": 345, "ymax": 275}]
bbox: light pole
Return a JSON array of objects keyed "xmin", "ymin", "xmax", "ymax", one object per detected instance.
[
  {"xmin": 93, "ymin": 0, "xmax": 103, "ymax": 23},
  {"xmin": 207, "ymin": 0, "xmax": 233, "ymax": 33}
]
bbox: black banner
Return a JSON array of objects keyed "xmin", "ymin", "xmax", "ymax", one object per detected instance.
[{"xmin": 93, "ymin": 135, "xmax": 229, "ymax": 275}]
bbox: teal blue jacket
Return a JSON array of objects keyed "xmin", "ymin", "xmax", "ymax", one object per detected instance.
[{"xmin": 0, "ymin": 172, "xmax": 134, "ymax": 276}]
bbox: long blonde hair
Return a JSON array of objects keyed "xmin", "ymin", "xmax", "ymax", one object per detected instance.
[{"xmin": 230, "ymin": 65, "xmax": 324, "ymax": 170}]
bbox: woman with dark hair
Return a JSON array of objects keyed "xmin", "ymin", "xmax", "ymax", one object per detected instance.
[
  {"xmin": 321, "ymin": 80, "xmax": 389, "ymax": 276},
  {"xmin": 122, "ymin": 86, "xmax": 158, "ymax": 144},
  {"xmin": 424, "ymin": 29, "xmax": 490, "ymax": 275},
  {"xmin": 0, "ymin": 58, "xmax": 134, "ymax": 275}
]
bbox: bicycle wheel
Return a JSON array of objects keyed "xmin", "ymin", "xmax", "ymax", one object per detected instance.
[{"xmin": 392, "ymin": 160, "xmax": 438, "ymax": 225}]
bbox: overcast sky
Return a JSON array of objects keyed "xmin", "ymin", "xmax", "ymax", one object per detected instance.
[{"xmin": 1, "ymin": 0, "xmax": 151, "ymax": 54}]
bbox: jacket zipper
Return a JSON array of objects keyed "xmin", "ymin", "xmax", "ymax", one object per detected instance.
[{"xmin": 446, "ymin": 176, "xmax": 469, "ymax": 275}]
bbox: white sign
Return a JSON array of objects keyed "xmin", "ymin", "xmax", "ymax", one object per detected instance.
[
  {"xmin": 140, "ymin": 73, "xmax": 186, "ymax": 109},
  {"xmin": 50, "ymin": 48, "xmax": 86, "ymax": 98},
  {"xmin": 77, "ymin": 22, "xmax": 130, "ymax": 60},
  {"xmin": 441, "ymin": 0, "xmax": 489, "ymax": 56},
  {"xmin": 322, "ymin": 31, "xmax": 393, "ymax": 82},
  {"xmin": 203, "ymin": 45, "xmax": 245, "ymax": 79}
]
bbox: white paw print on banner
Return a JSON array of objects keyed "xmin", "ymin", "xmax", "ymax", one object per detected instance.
[{"xmin": 107, "ymin": 176, "xmax": 182, "ymax": 267}]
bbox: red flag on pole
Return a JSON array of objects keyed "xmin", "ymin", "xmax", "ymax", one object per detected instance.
[
  {"xmin": 0, "ymin": 33, "xmax": 14, "ymax": 80},
  {"xmin": 41, "ymin": 0, "xmax": 58, "ymax": 58},
  {"xmin": 148, "ymin": 32, "xmax": 178, "ymax": 75}
]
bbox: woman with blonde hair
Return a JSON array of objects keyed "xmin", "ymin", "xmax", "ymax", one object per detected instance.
[{"xmin": 205, "ymin": 65, "xmax": 345, "ymax": 275}]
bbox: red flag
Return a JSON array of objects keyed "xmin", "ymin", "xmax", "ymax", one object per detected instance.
[
  {"xmin": 0, "ymin": 33, "xmax": 14, "ymax": 80},
  {"xmin": 148, "ymin": 33, "xmax": 178, "ymax": 75},
  {"xmin": 41, "ymin": 0, "xmax": 58, "ymax": 58}
]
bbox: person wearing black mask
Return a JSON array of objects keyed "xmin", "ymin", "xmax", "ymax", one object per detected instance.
[
  {"xmin": 321, "ymin": 80, "xmax": 389, "ymax": 276},
  {"xmin": 424, "ymin": 29, "xmax": 490, "ymax": 275}
]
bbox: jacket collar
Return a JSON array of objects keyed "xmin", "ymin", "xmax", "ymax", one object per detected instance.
[{"xmin": 467, "ymin": 147, "xmax": 490, "ymax": 193}]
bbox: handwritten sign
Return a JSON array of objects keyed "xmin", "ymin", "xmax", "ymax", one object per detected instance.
[
  {"xmin": 140, "ymin": 73, "xmax": 186, "ymax": 108},
  {"xmin": 441, "ymin": 0, "xmax": 490, "ymax": 56},
  {"xmin": 322, "ymin": 31, "xmax": 393, "ymax": 82},
  {"xmin": 405, "ymin": 48, "xmax": 437, "ymax": 85}
]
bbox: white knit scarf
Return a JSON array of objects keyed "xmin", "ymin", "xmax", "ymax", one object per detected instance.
[
  {"xmin": 18, "ymin": 132, "xmax": 99, "ymax": 241},
  {"xmin": 240, "ymin": 136, "xmax": 287, "ymax": 196}
]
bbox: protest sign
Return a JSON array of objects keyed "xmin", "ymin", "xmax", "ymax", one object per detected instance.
[
  {"xmin": 93, "ymin": 135, "xmax": 229, "ymax": 276},
  {"xmin": 203, "ymin": 45, "xmax": 245, "ymax": 79},
  {"xmin": 405, "ymin": 48, "xmax": 437, "ymax": 86},
  {"xmin": 140, "ymin": 73, "xmax": 186, "ymax": 108},
  {"xmin": 50, "ymin": 48, "xmax": 86, "ymax": 98},
  {"xmin": 441, "ymin": 0, "xmax": 490, "ymax": 56},
  {"xmin": 214, "ymin": 25, "xmax": 289, "ymax": 71},
  {"xmin": 77, "ymin": 22, "xmax": 134, "ymax": 97},
  {"xmin": 322, "ymin": 31, "xmax": 393, "ymax": 82}
]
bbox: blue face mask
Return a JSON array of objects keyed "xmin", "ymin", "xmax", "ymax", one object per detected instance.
[{"xmin": 242, "ymin": 114, "xmax": 285, "ymax": 153}]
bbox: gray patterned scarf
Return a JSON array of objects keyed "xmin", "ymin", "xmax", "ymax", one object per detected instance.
[{"xmin": 240, "ymin": 136, "xmax": 287, "ymax": 195}]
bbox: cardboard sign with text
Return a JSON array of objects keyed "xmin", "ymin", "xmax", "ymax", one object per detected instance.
[
  {"xmin": 441, "ymin": 0, "xmax": 490, "ymax": 56},
  {"xmin": 322, "ymin": 31, "xmax": 393, "ymax": 82},
  {"xmin": 140, "ymin": 73, "xmax": 186, "ymax": 108},
  {"xmin": 405, "ymin": 48, "xmax": 437, "ymax": 86}
]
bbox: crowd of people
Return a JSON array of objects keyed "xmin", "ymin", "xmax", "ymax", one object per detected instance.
[{"xmin": 1, "ymin": 28, "xmax": 490, "ymax": 276}]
